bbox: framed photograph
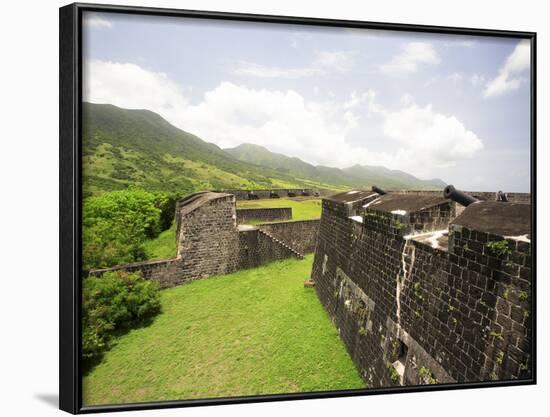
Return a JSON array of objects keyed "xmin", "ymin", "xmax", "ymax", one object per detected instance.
[{"xmin": 59, "ymin": 2, "xmax": 536, "ymax": 413}]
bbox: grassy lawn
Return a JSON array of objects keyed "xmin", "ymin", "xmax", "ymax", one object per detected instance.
[
  {"xmin": 83, "ymin": 255, "xmax": 365, "ymax": 405},
  {"xmin": 142, "ymin": 221, "xmax": 177, "ymax": 260},
  {"xmin": 237, "ymin": 198, "xmax": 322, "ymax": 222}
]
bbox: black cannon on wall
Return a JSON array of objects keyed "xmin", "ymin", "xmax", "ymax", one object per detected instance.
[
  {"xmin": 443, "ymin": 185, "xmax": 479, "ymax": 207},
  {"xmin": 497, "ymin": 190, "xmax": 508, "ymax": 202},
  {"xmin": 270, "ymin": 191, "xmax": 280, "ymax": 199},
  {"xmin": 287, "ymin": 191, "xmax": 296, "ymax": 197},
  {"xmin": 372, "ymin": 185, "xmax": 386, "ymax": 195},
  {"xmin": 301, "ymin": 189, "xmax": 310, "ymax": 196},
  {"xmin": 247, "ymin": 191, "xmax": 259, "ymax": 200}
]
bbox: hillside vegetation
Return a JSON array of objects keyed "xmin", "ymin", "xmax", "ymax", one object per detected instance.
[
  {"xmin": 82, "ymin": 189, "xmax": 178, "ymax": 272},
  {"xmin": 225, "ymin": 143, "xmax": 446, "ymax": 191},
  {"xmin": 83, "ymin": 255, "xmax": 366, "ymax": 405},
  {"xmin": 83, "ymin": 103, "xmax": 445, "ymax": 197},
  {"xmin": 82, "ymin": 103, "xmax": 337, "ymax": 197}
]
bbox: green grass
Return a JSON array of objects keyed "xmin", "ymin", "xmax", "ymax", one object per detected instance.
[
  {"xmin": 237, "ymin": 198, "xmax": 322, "ymax": 223},
  {"xmin": 142, "ymin": 221, "xmax": 177, "ymax": 260},
  {"xmin": 83, "ymin": 255, "xmax": 365, "ymax": 405}
]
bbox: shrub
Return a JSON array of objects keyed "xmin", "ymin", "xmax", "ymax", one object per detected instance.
[
  {"xmin": 418, "ymin": 366, "xmax": 438, "ymax": 384},
  {"xmin": 153, "ymin": 191, "xmax": 179, "ymax": 231},
  {"xmin": 82, "ymin": 189, "xmax": 179, "ymax": 272},
  {"xmin": 387, "ymin": 364, "xmax": 401, "ymax": 384},
  {"xmin": 485, "ymin": 240, "xmax": 512, "ymax": 258},
  {"xmin": 82, "ymin": 271, "xmax": 161, "ymax": 369},
  {"xmin": 394, "ymin": 221, "xmax": 407, "ymax": 231}
]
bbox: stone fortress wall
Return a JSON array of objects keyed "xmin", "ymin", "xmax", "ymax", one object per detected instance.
[
  {"xmin": 89, "ymin": 185, "xmax": 532, "ymax": 386},
  {"xmin": 219, "ymin": 188, "xmax": 316, "ymax": 200},
  {"xmin": 90, "ymin": 191, "xmax": 319, "ymax": 288},
  {"xmin": 236, "ymin": 207, "xmax": 292, "ymax": 224},
  {"xmin": 311, "ymin": 188, "xmax": 532, "ymax": 387}
]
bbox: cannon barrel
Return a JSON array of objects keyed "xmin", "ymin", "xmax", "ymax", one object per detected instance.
[
  {"xmin": 497, "ymin": 190, "xmax": 508, "ymax": 202},
  {"xmin": 371, "ymin": 185, "xmax": 386, "ymax": 195},
  {"xmin": 443, "ymin": 185, "xmax": 478, "ymax": 207}
]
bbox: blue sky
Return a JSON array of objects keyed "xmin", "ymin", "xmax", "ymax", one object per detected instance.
[{"xmin": 83, "ymin": 12, "xmax": 532, "ymax": 191}]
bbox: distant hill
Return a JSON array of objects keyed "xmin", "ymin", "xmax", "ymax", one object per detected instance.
[
  {"xmin": 82, "ymin": 103, "xmax": 320, "ymax": 197},
  {"xmin": 225, "ymin": 143, "xmax": 446, "ymax": 191},
  {"xmin": 82, "ymin": 103, "xmax": 445, "ymax": 197}
]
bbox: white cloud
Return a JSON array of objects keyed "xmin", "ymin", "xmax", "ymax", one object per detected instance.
[
  {"xmin": 233, "ymin": 62, "xmax": 322, "ymax": 79},
  {"xmin": 343, "ymin": 91, "xmax": 371, "ymax": 110},
  {"xmin": 83, "ymin": 14, "xmax": 112, "ymax": 29},
  {"xmin": 382, "ymin": 102, "xmax": 484, "ymax": 168},
  {"xmin": 355, "ymin": 92, "xmax": 484, "ymax": 174},
  {"xmin": 399, "ymin": 93, "xmax": 414, "ymax": 107},
  {"xmin": 443, "ymin": 40, "xmax": 475, "ymax": 48},
  {"xmin": 234, "ymin": 50, "xmax": 357, "ymax": 79},
  {"xmin": 180, "ymin": 82, "xmax": 365, "ymax": 168},
  {"xmin": 470, "ymin": 73, "xmax": 486, "ymax": 87},
  {"xmin": 423, "ymin": 75, "xmax": 440, "ymax": 88},
  {"xmin": 314, "ymin": 50, "xmax": 358, "ymax": 72},
  {"xmin": 83, "ymin": 61, "xmax": 189, "ymax": 128},
  {"xmin": 84, "ymin": 60, "xmax": 484, "ymax": 178},
  {"xmin": 483, "ymin": 39, "xmax": 530, "ymax": 98},
  {"xmin": 447, "ymin": 72, "xmax": 464, "ymax": 83},
  {"xmin": 381, "ymin": 42, "xmax": 440, "ymax": 76}
]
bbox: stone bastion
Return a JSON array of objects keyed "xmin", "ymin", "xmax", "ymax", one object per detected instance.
[
  {"xmin": 311, "ymin": 188, "xmax": 532, "ymax": 387},
  {"xmin": 89, "ymin": 191, "xmax": 320, "ymax": 287}
]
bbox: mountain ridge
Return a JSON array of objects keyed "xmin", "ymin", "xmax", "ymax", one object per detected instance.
[
  {"xmin": 224, "ymin": 143, "xmax": 446, "ymax": 191},
  {"xmin": 82, "ymin": 102, "xmax": 446, "ymax": 197}
]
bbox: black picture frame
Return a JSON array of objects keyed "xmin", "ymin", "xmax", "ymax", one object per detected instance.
[{"xmin": 59, "ymin": 2, "xmax": 537, "ymax": 414}]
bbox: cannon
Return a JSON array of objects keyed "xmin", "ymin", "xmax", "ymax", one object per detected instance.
[
  {"xmin": 301, "ymin": 189, "xmax": 310, "ymax": 196},
  {"xmin": 371, "ymin": 185, "xmax": 386, "ymax": 195},
  {"xmin": 247, "ymin": 191, "xmax": 259, "ymax": 200},
  {"xmin": 270, "ymin": 191, "xmax": 280, "ymax": 199},
  {"xmin": 287, "ymin": 191, "xmax": 296, "ymax": 197},
  {"xmin": 314, "ymin": 191, "xmax": 320, "ymax": 197},
  {"xmin": 497, "ymin": 190, "xmax": 508, "ymax": 202},
  {"xmin": 443, "ymin": 185, "xmax": 479, "ymax": 207}
]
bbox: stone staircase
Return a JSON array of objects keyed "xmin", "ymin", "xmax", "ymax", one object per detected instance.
[{"xmin": 257, "ymin": 229, "xmax": 304, "ymax": 259}]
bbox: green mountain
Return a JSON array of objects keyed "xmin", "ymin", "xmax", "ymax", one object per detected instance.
[
  {"xmin": 82, "ymin": 103, "xmax": 445, "ymax": 197},
  {"xmin": 82, "ymin": 103, "xmax": 320, "ymax": 197},
  {"xmin": 342, "ymin": 164, "xmax": 447, "ymax": 190},
  {"xmin": 225, "ymin": 143, "xmax": 446, "ymax": 191}
]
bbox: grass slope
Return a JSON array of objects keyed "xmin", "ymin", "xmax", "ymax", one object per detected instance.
[
  {"xmin": 142, "ymin": 221, "xmax": 177, "ymax": 260},
  {"xmin": 237, "ymin": 198, "xmax": 322, "ymax": 223},
  {"xmin": 83, "ymin": 255, "xmax": 365, "ymax": 405}
]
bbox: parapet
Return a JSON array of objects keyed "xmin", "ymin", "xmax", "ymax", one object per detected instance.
[
  {"xmin": 311, "ymin": 187, "xmax": 533, "ymax": 387},
  {"xmin": 451, "ymin": 201, "xmax": 531, "ymax": 239},
  {"xmin": 323, "ymin": 188, "xmax": 531, "ymax": 252},
  {"xmin": 218, "ymin": 188, "xmax": 317, "ymax": 200}
]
